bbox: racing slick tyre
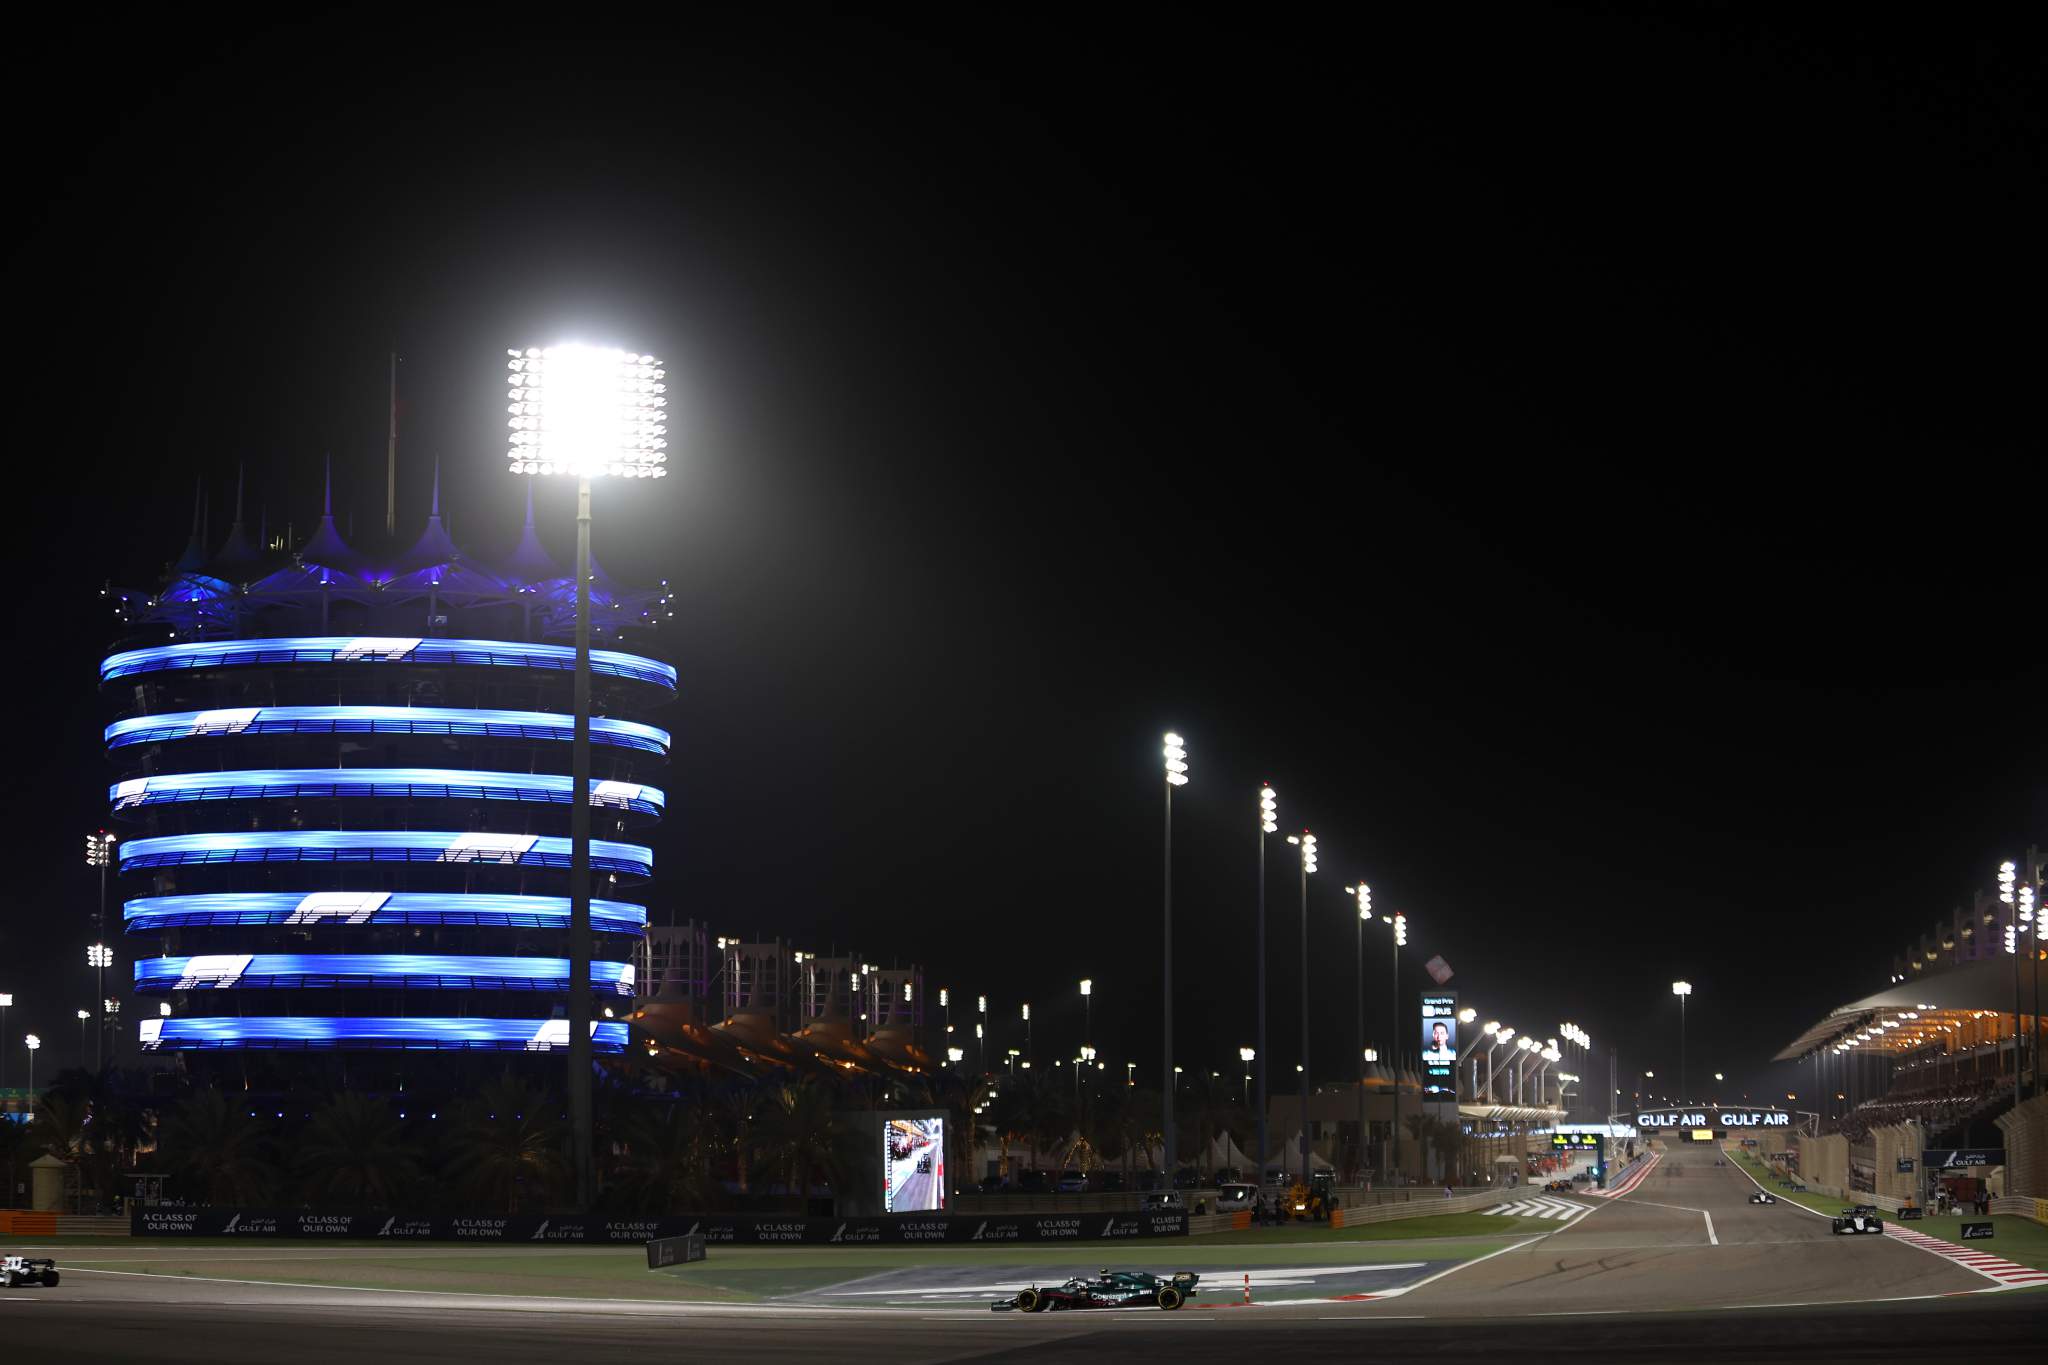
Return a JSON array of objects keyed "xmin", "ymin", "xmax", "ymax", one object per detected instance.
[
  {"xmin": 1016, "ymin": 1289, "xmax": 1043, "ymax": 1313},
  {"xmin": 1157, "ymin": 1285, "xmax": 1184, "ymax": 1310},
  {"xmin": 41, "ymin": 1272, "xmax": 57, "ymax": 1287},
  {"xmin": 2, "ymin": 1272, "xmax": 15, "ymax": 1289}
]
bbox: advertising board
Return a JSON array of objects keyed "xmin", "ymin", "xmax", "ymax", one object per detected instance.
[
  {"xmin": 134, "ymin": 1209, "xmax": 1191, "ymax": 1243},
  {"xmin": 884, "ymin": 1115, "xmax": 945, "ymax": 1212}
]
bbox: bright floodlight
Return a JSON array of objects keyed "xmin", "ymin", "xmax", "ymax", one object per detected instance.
[
  {"xmin": 1345, "ymin": 882, "xmax": 1371, "ymax": 918},
  {"xmin": 1021, "ymin": 1002, "xmax": 1030, "ymax": 1021},
  {"xmin": 1259, "ymin": 784, "xmax": 1277, "ymax": 833},
  {"xmin": 939, "ymin": 988, "xmax": 949, "ymax": 1007},
  {"xmin": 158, "ymin": 1003, "xmax": 171, "ymax": 1017},
  {"xmin": 1240, "ymin": 1046, "xmax": 1255, "ymax": 1062},
  {"xmin": 1496, "ymin": 1026, "xmax": 1514, "ymax": 1043},
  {"xmin": 1079, "ymin": 978, "xmax": 1092, "ymax": 997},
  {"xmin": 87, "ymin": 944, "xmax": 113, "ymax": 968},
  {"xmin": 1482, "ymin": 1020, "xmax": 1500, "ymax": 1036},
  {"xmin": 76, "ymin": 1009, "xmax": 89, "ymax": 1021},
  {"xmin": 1671, "ymin": 980, "xmax": 1692, "ymax": 997},
  {"xmin": 505, "ymin": 344, "xmax": 667, "ymax": 478},
  {"xmin": 1287, "ymin": 831, "xmax": 1317, "ymax": 873},
  {"xmin": 1517, "ymin": 1036, "xmax": 1534, "ymax": 1051},
  {"xmin": 1714, "ymin": 1071, "xmax": 1725, "ymax": 1081},
  {"xmin": 1458, "ymin": 1007, "xmax": 1477, "ymax": 1023},
  {"xmin": 1998, "ymin": 860, "xmax": 2017, "ymax": 903},
  {"xmin": 978, "ymin": 994, "xmax": 987, "ymax": 1013},
  {"xmin": 1163, "ymin": 733, "xmax": 1188, "ymax": 787},
  {"xmin": 22, "ymin": 1035, "xmax": 37, "ymax": 1050},
  {"xmin": 1391, "ymin": 911, "xmax": 1406, "ymax": 946},
  {"xmin": 85, "ymin": 831, "xmax": 115, "ymax": 867},
  {"xmin": 947, "ymin": 1047, "xmax": 965, "ymax": 1063},
  {"xmin": 0, "ymin": 993, "xmax": 11, "ymax": 1007}
]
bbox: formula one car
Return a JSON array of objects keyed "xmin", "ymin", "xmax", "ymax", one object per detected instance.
[
  {"xmin": 1747, "ymin": 1191, "xmax": 1778, "ymax": 1205},
  {"xmin": 1544, "ymin": 1179, "xmax": 1573, "ymax": 1192},
  {"xmin": 1, "ymin": 1255, "xmax": 59, "ymax": 1287},
  {"xmin": 1831, "ymin": 1206, "xmax": 1884, "ymax": 1235},
  {"xmin": 994, "ymin": 1269, "xmax": 1200, "ymax": 1312}
]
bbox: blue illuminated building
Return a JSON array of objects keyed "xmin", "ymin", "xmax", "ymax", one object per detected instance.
[{"xmin": 105, "ymin": 470, "xmax": 673, "ymax": 1082}]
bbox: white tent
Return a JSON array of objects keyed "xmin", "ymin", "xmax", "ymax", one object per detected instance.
[
  {"xmin": 1202, "ymin": 1131, "xmax": 1258, "ymax": 1174},
  {"xmin": 1267, "ymin": 1132, "xmax": 1336, "ymax": 1178}
]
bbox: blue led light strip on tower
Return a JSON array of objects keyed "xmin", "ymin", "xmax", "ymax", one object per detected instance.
[
  {"xmin": 100, "ymin": 636, "xmax": 678, "ymax": 690},
  {"xmin": 106, "ymin": 706, "xmax": 671, "ymax": 755},
  {"xmin": 122, "ymin": 892, "xmax": 649, "ymax": 934},
  {"xmin": 110, "ymin": 768, "xmax": 664, "ymax": 816},
  {"xmin": 118, "ymin": 831, "xmax": 653, "ymax": 877},
  {"xmin": 137, "ymin": 1017, "xmax": 632, "ymax": 1053},
  {"xmin": 133, "ymin": 954, "xmax": 635, "ymax": 994}
]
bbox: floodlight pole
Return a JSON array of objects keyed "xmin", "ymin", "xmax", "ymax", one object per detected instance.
[
  {"xmin": 1255, "ymin": 824, "xmax": 1268, "ymax": 1182},
  {"xmin": 1298, "ymin": 849, "xmax": 1309, "ymax": 1181},
  {"xmin": 1162, "ymin": 779, "xmax": 1175, "ymax": 1181},
  {"xmin": 569, "ymin": 475, "xmax": 595, "ymax": 1211}
]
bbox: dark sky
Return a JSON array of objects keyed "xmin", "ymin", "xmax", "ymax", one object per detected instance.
[{"xmin": 3, "ymin": 6, "xmax": 2042, "ymax": 1108}]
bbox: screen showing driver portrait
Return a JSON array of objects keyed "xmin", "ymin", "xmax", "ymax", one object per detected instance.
[
  {"xmin": 1420, "ymin": 994, "xmax": 1458, "ymax": 1080},
  {"xmin": 884, "ymin": 1116, "xmax": 945, "ymax": 1212}
]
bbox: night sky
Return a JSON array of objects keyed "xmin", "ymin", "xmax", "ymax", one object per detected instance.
[{"xmin": 4, "ymin": 7, "xmax": 2043, "ymax": 1109}]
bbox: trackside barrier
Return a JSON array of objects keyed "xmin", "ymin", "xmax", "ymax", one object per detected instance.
[
  {"xmin": 1989, "ymin": 1196, "xmax": 2048, "ymax": 1225},
  {"xmin": 646, "ymin": 1233, "xmax": 706, "ymax": 1268},
  {"xmin": 132, "ymin": 1208, "xmax": 1192, "ymax": 1243}
]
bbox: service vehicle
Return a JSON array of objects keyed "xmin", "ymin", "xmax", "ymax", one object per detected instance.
[
  {"xmin": 1, "ymin": 1255, "xmax": 59, "ymax": 1288},
  {"xmin": 1747, "ymin": 1190, "xmax": 1778, "ymax": 1205},
  {"xmin": 1056, "ymin": 1169, "xmax": 1087, "ymax": 1193},
  {"xmin": 1141, "ymin": 1190, "xmax": 1186, "ymax": 1213},
  {"xmin": 1831, "ymin": 1205, "xmax": 1884, "ymax": 1235},
  {"xmin": 1287, "ymin": 1173, "xmax": 1337, "ymax": 1221},
  {"xmin": 1213, "ymin": 1182, "xmax": 1257, "ymax": 1212},
  {"xmin": 993, "ymin": 1268, "xmax": 1200, "ymax": 1312}
]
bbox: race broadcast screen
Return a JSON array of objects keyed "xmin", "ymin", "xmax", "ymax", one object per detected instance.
[
  {"xmin": 1420, "ymin": 993, "xmax": 1458, "ymax": 1092},
  {"xmin": 883, "ymin": 1116, "xmax": 944, "ymax": 1212}
]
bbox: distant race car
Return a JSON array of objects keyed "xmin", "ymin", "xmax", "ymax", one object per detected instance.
[
  {"xmin": 1, "ymin": 1256, "xmax": 59, "ymax": 1288},
  {"xmin": 994, "ymin": 1269, "xmax": 1200, "ymax": 1312},
  {"xmin": 1832, "ymin": 1206, "xmax": 1884, "ymax": 1235},
  {"xmin": 1544, "ymin": 1180, "xmax": 1573, "ymax": 1193},
  {"xmin": 1747, "ymin": 1191, "xmax": 1778, "ymax": 1205}
]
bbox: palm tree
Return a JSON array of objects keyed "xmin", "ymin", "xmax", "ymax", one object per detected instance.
[
  {"xmin": 752, "ymin": 1080, "xmax": 860, "ymax": 1202},
  {"xmin": 445, "ymin": 1078, "xmax": 567, "ymax": 1214},
  {"xmin": 157, "ymin": 1089, "xmax": 276, "ymax": 1205},
  {"xmin": 612, "ymin": 1099, "xmax": 725, "ymax": 1212},
  {"xmin": 295, "ymin": 1093, "xmax": 420, "ymax": 1209}
]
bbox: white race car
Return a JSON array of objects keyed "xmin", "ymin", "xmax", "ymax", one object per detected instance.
[
  {"xmin": 1831, "ymin": 1206, "xmax": 1884, "ymax": 1235},
  {"xmin": 1747, "ymin": 1191, "xmax": 1777, "ymax": 1205},
  {"xmin": 1, "ymin": 1255, "xmax": 59, "ymax": 1287}
]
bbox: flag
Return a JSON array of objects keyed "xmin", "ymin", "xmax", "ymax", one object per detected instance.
[{"xmin": 1425, "ymin": 955, "xmax": 1453, "ymax": 985}]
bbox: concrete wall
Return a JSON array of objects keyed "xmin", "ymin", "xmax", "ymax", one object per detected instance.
[
  {"xmin": 1793, "ymin": 1133, "xmax": 1849, "ymax": 1191},
  {"xmin": 1995, "ymin": 1092, "xmax": 2048, "ymax": 1198},
  {"xmin": 1872, "ymin": 1121, "xmax": 1925, "ymax": 1204}
]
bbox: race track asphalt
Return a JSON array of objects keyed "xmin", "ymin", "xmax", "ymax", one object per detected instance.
[{"xmin": 3, "ymin": 1143, "xmax": 2042, "ymax": 1363}]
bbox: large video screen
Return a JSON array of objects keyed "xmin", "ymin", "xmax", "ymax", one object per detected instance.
[
  {"xmin": 884, "ymin": 1116, "xmax": 944, "ymax": 1212},
  {"xmin": 1420, "ymin": 993, "xmax": 1458, "ymax": 1092}
]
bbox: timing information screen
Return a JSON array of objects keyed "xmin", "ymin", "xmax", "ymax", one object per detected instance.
[{"xmin": 884, "ymin": 1117, "xmax": 945, "ymax": 1212}]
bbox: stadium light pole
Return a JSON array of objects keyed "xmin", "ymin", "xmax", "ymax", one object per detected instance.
[
  {"xmin": 1384, "ymin": 910, "xmax": 1406, "ymax": 1180},
  {"xmin": 86, "ymin": 833, "xmax": 114, "ymax": 1066},
  {"xmin": 1080, "ymin": 978, "xmax": 1092, "ymax": 1049},
  {"xmin": 86, "ymin": 944, "xmax": 112, "ymax": 1069},
  {"xmin": 1344, "ymin": 881, "xmax": 1372, "ymax": 1179},
  {"xmin": 1256, "ymin": 784, "xmax": 1277, "ymax": 1180},
  {"xmin": 1022, "ymin": 1001, "xmax": 1031, "ymax": 1066},
  {"xmin": 0, "ymin": 992, "xmax": 11, "ymax": 1092},
  {"xmin": 1162, "ymin": 732, "xmax": 1188, "ymax": 1179},
  {"xmin": 24, "ymin": 1034, "xmax": 38, "ymax": 1096},
  {"xmin": 2001, "ymin": 861, "xmax": 2020, "ymax": 1106},
  {"xmin": 977, "ymin": 994, "xmax": 987, "ymax": 1074},
  {"xmin": 1240, "ymin": 1046, "xmax": 1255, "ymax": 1107},
  {"xmin": 2022, "ymin": 877, "xmax": 2040, "ymax": 1101},
  {"xmin": 1671, "ymin": 981, "xmax": 1692, "ymax": 1100},
  {"xmin": 506, "ymin": 342, "xmax": 668, "ymax": 1212},
  {"xmin": 1285, "ymin": 832, "xmax": 1317, "ymax": 1178},
  {"xmin": 75, "ymin": 1009, "xmax": 89, "ymax": 1063}
]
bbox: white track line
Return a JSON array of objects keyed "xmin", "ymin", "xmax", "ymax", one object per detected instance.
[{"xmin": 1623, "ymin": 1197, "xmax": 1718, "ymax": 1246}]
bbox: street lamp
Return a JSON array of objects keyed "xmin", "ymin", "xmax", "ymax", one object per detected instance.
[
  {"xmin": 1484, "ymin": 1025, "xmax": 1516, "ymax": 1104},
  {"xmin": 1255, "ymin": 783, "xmax": 1277, "ymax": 1183},
  {"xmin": 507, "ymin": 343, "xmax": 668, "ymax": 1210},
  {"xmin": 1671, "ymin": 981, "xmax": 1693, "ymax": 1099},
  {"xmin": 1161, "ymin": 731, "xmax": 1188, "ymax": 1179},
  {"xmin": 1240, "ymin": 1046, "xmax": 1255, "ymax": 1106},
  {"xmin": 1343, "ymin": 881, "xmax": 1372, "ymax": 1177},
  {"xmin": 24, "ymin": 1034, "xmax": 39, "ymax": 1095},
  {"xmin": 1125, "ymin": 1060, "xmax": 1136, "ymax": 1087},
  {"xmin": 86, "ymin": 944, "xmax": 112, "ymax": 1069},
  {"xmin": 1285, "ymin": 831, "xmax": 1316, "ymax": 1178}
]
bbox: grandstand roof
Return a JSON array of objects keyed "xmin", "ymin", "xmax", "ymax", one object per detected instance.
[{"xmin": 1772, "ymin": 956, "xmax": 2024, "ymax": 1061}]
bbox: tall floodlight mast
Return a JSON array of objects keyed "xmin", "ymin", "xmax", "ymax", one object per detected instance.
[{"xmin": 505, "ymin": 343, "xmax": 667, "ymax": 1211}]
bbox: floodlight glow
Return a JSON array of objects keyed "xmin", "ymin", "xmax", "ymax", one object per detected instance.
[
  {"xmin": 1391, "ymin": 911, "xmax": 1406, "ymax": 946},
  {"xmin": 1483, "ymin": 1020, "xmax": 1500, "ymax": 1036},
  {"xmin": 506, "ymin": 344, "xmax": 668, "ymax": 478},
  {"xmin": 76, "ymin": 1009, "xmax": 89, "ymax": 1021},
  {"xmin": 87, "ymin": 944, "xmax": 113, "ymax": 968},
  {"xmin": 1457, "ymin": 1007, "xmax": 1477, "ymax": 1023},
  {"xmin": 1240, "ymin": 1046, "xmax": 1255, "ymax": 1062},
  {"xmin": 939, "ymin": 989, "xmax": 949, "ymax": 1007},
  {"xmin": 1259, "ymin": 784, "xmax": 1277, "ymax": 834},
  {"xmin": 1345, "ymin": 882, "xmax": 1371, "ymax": 918},
  {"xmin": 1079, "ymin": 978, "xmax": 1092, "ymax": 997},
  {"xmin": 1297, "ymin": 831, "xmax": 1317, "ymax": 873},
  {"xmin": 1163, "ymin": 733, "xmax": 1188, "ymax": 787},
  {"xmin": 1671, "ymin": 980, "xmax": 1692, "ymax": 997}
]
